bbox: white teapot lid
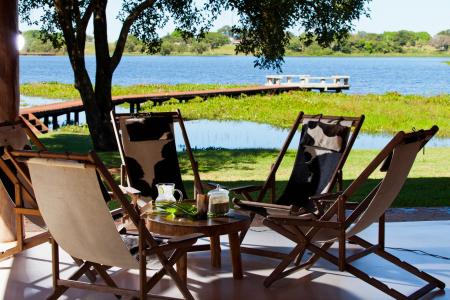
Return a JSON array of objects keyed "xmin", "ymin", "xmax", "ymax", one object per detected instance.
[{"xmin": 207, "ymin": 185, "xmax": 229, "ymax": 197}]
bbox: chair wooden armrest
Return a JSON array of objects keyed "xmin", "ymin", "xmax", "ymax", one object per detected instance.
[
  {"xmin": 119, "ymin": 185, "xmax": 141, "ymax": 196},
  {"xmin": 234, "ymin": 199, "xmax": 293, "ymax": 217},
  {"xmin": 229, "ymin": 184, "xmax": 263, "ymax": 194},
  {"xmin": 266, "ymin": 214, "xmax": 339, "ymax": 229},
  {"xmin": 310, "ymin": 192, "xmax": 343, "ymax": 215},
  {"xmin": 148, "ymin": 233, "xmax": 202, "ymax": 254},
  {"xmin": 168, "ymin": 233, "xmax": 204, "ymax": 243},
  {"xmin": 234, "ymin": 199, "xmax": 292, "ymax": 210},
  {"xmin": 110, "ymin": 207, "xmax": 124, "ymax": 220},
  {"xmin": 315, "ymin": 198, "xmax": 358, "ymax": 209},
  {"xmin": 203, "ymin": 181, "xmax": 229, "ymax": 190},
  {"xmin": 309, "ymin": 192, "xmax": 343, "ymax": 201}
]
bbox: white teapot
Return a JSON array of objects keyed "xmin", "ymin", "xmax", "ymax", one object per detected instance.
[{"xmin": 155, "ymin": 183, "xmax": 183, "ymax": 204}]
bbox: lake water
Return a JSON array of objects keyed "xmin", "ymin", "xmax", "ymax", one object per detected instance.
[{"xmin": 20, "ymin": 56, "xmax": 450, "ymax": 95}]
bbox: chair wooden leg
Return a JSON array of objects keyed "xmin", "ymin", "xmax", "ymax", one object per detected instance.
[
  {"xmin": 239, "ymin": 211, "xmax": 255, "ymax": 244},
  {"xmin": 378, "ymin": 213, "xmax": 385, "ymax": 250},
  {"xmin": 264, "ymin": 244, "xmax": 305, "ymax": 288},
  {"xmin": 304, "ymin": 242, "xmax": 333, "ymax": 270},
  {"xmin": 144, "ymin": 248, "xmax": 184, "ymax": 294},
  {"xmin": 176, "ymin": 253, "xmax": 187, "ymax": 284},
  {"xmin": 72, "ymin": 257, "xmax": 96, "ymax": 283},
  {"xmin": 163, "ymin": 262, "xmax": 194, "ymax": 300},
  {"xmin": 47, "ymin": 260, "xmax": 93, "ymax": 299},
  {"xmin": 293, "ymin": 248, "xmax": 306, "ymax": 266},
  {"xmin": 47, "ymin": 238, "xmax": 61, "ymax": 300}
]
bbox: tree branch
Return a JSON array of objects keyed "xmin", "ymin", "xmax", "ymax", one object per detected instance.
[
  {"xmin": 111, "ymin": 0, "xmax": 156, "ymax": 71},
  {"xmin": 75, "ymin": 1, "xmax": 94, "ymax": 54},
  {"xmin": 80, "ymin": 1, "xmax": 94, "ymax": 33}
]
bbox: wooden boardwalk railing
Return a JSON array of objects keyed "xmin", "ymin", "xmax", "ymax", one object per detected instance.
[{"xmin": 20, "ymin": 85, "xmax": 305, "ymax": 130}]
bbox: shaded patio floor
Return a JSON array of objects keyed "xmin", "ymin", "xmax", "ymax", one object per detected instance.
[{"xmin": 1, "ymin": 221, "xmax": 449, "ymax": 299}]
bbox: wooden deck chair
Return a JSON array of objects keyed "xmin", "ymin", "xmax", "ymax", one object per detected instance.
[
  {"xmin": 234, "ymin": 112, "xmax": 364, "ymax": 258},
  {"xmin": 258, "ymin": 127, "xmax": 445, "ymax": 299},
  {"xmin": 0, "ymin": 117, "xmax": 48, "ymax": 260},
  {"xmin": 0, "ymin": 118, "xmax": 97, "ymax": 281},
  {"xmin": 5, "ymin": 148, "xmax": 201, "ymax": 300},
  {"xmin": 111, "ymin": 110, "xmax": 204, "ymax": 203}
]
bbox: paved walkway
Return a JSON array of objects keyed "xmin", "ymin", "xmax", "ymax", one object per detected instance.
[{"xmin": 1, "ymin": 221, "xmax": 449, "ymax": 299}]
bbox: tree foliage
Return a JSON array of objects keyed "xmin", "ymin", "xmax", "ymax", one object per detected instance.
[
  {"xmin": 20, "ymin": 0, "xmax": 370, "ymax": 70},
  {"xmin": 18, "ymin": 0, "xmax": 370, "ymax": 150}
]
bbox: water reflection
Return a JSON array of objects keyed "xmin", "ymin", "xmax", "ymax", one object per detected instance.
[{"xmin": 173, "ymin": 120, "xmax": 450, "ymax": 150}]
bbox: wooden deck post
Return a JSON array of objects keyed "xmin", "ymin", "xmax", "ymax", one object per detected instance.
[
  {"xmin": 0, "ymin": 0, "xmax": 19, "ymax": 242},
  {"xmin": 52, "ymin": 115, "xmax": 59, "ymax": 129},
  {"xmin": 74, "ymin": 111, "xmax": 79, "ymax": 124}
]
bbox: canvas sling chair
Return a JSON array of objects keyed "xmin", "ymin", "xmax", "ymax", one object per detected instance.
[
  {"xmin": 233, "ymin": 112, "xmax": 364, "ymax": 258},
  {"xmin": 111, "ymin": 109, "xmax": 205, "ymax": 204},
  {"xmin": 5, "ymin": 148, "xmax": 201, "ymax": 300},
  {"xmin": 0, "ymin": 117, "xmax": 49, "ymax": 260},
  {"xmin": 0, "ymin": 118, "xmax": 99, "ymax": 281},
  {"xmin": 254, "ymin": 126, "xmax": 445, "ymax": 299}
]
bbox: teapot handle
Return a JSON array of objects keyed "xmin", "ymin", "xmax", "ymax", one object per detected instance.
[{"xmin": 174, "ymin": 189, "xmax": 184, "ymax": 202}]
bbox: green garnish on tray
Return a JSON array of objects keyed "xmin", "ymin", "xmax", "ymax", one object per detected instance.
[{"xmin": 156, "ymin": 202, "xmax": 198, "ymax": 218}]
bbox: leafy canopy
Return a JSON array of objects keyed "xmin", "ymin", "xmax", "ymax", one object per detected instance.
[{"xmin": 19, "ymin": 0, "xmax": 370, "ymax": 70}]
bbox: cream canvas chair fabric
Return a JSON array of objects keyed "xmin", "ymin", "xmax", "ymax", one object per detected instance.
[
  {"xmin": 9, "ymin": 150, "xmax": 200, "ymax": 300},
  {"xmin": 28, "ymin": 158, "xmax": 138, "ymax": 269}
]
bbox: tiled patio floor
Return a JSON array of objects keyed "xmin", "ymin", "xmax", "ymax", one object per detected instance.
[{"xmin": 1, "ymin": 221, "xmax": 449, "ymax": 300}]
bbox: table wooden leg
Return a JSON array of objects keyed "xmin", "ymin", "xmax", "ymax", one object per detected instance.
[
  {"xmin": 176, "ymin": 253, "xmax": 187, "ymax": 284},
  {"xmin": 210, "ymin": 235, "xmax": 221, "ymax": 268},
  {"xmin": 229, "ymin": 232, "xmax": 243, "ymax": 279}
]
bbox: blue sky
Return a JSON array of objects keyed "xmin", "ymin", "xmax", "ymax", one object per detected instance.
[{"xmin": 20, "ymin": 0, "xmax": 450, "ymax": 41}]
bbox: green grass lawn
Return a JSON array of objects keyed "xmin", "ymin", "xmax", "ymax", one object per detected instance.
[{"xmin": 38, "ymin": 130, "xmax": 450, "ymax": 208}]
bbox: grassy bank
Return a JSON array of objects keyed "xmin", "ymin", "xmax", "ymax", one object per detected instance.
[
  {"xmin": 20, "ymin": 82, "xmax": 249, "ymax": 100},
  {"xmin": 39, "ymin": 130, "xmax": 450, "ymax": 207},
  {"xmin": 143, "ymin": 91, "xmax": 450, "ymax": 137}
]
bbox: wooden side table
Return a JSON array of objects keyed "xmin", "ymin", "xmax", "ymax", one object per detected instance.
[{"xmin": 144, "ymin": 210, "xmax": 250, "ymax": 281}]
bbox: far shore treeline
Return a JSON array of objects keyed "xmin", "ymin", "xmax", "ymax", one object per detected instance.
[{"xmin": 21, "ymin": 26, "xmax": 450, "ymax": 57}]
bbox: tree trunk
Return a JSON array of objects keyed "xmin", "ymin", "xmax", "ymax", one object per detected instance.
[
  {"xmin": 0, "ymin": 0, "xmax": 19, "ymax": 242},
  {"xmin": 84, "ymin": 0, "xmax": 116, "ymax": 151},
  {"xmin": 74, "ymin": 72, "xmax": 116, "ymax": 151}
]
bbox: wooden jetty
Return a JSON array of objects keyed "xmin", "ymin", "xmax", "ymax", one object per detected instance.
[
  {"xmin": 20, "ymin": 85, "xmax": 305, "ymax": 132},
  {"xmin": 265, "ymin": 75, "xmax": 349, "ymax": 92}
]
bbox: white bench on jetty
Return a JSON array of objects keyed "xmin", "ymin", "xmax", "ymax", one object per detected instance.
[{"xmin": 265, "ymin": 74, "xmax": 350, "ymax": 92}]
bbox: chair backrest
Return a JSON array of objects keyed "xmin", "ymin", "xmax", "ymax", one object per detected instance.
[
  {"xmin": 0, "ymin": 120, "xmax": 46, "ymax": 227},
  {"xmin": 311, "ymin": 127, "xmax": 437, "ymax": 243},
  {"xmin": 115, "ymin": 113, "xmax": 187, "ymax": 200},
  {"xmin": 272, "ymin": 114, "xmax": 364, "ymax": 210},
  {"xmin": 345, "ymin": 129, "xmax": 436, "ymax": 238},
  {"xmin": 26, "ymin": 157, "xmax": 138, "ymax": 270},
  {"xmin": 0, "ymin": 123, "xmax": 30, "ymax": 152}
]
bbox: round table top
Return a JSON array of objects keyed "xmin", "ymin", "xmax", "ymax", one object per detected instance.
[{"xmin": 144, "ymin": 210, "xmax": 251, "ymax": 237}]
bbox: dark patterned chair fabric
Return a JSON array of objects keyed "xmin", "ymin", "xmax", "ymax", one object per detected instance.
[
  {"xmin": 276, "ymin": 120, "xmax": 350, "ymax": 210},
  {"xmin": 120, "ymin": 115, "xmax": 187, "ymax": 200}
]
